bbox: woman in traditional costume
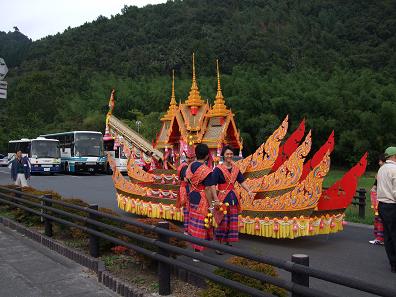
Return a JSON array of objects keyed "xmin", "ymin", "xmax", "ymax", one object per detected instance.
[
  {"xmin": 176, "ymin": 146, "xmax": 195, "ymax": 234},
  {"xmin": 213, "ymin": 146, "xmax": 253, "ymax": 248},
  {"xmin": 186, "ymin": 143, "xmax": 217, "ymax": 255}
]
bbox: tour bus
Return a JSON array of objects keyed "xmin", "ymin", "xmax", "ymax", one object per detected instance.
[
  {"xmin": 8, "ymin": 137, "xmax": 61, "ymax": 174},
  {"xmin": 103, "ymin": 137, "xmax": 128, "ymax": 174},
  {"xmin": 40, "ymin": 131, "xmax": 106, "ymax": 174}
]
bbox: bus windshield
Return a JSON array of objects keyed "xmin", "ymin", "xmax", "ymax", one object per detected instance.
[
  {"xmin": 8, "ymin": 141, "xmax": 30, "ymax": 155},
  {"xmin": 31, "ymin": 140, "xmax": 60, "ymax": 158},
  {"xmin": 74, "ymin": 133, "xmax": 103, "ymax": 157}
]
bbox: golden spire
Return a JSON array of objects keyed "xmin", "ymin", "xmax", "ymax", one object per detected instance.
[
  {"xmin": 170, "ymin": 69, "xmax": 177, "ymax": 107},
  {"xmin": 208, "ymin": 59, "xmax": 229, "ymax": 117},
  {"xmin": 185, "ymin": 53, "xmax": 204, "ymax": 107},
  {"xmin": 161, "ymin": 70, "xmax": 179, "ymax": 121}
]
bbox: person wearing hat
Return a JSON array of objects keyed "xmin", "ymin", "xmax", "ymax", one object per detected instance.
[
  {"xmin": 377, "ymin": 146, "xmax": 396, "ymax": 273},
  {"xmin": 176, "ymin": 146, "xmax": 195, "ymax": 234}
]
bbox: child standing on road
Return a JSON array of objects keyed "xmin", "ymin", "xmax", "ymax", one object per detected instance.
[{"xmin": 369, "ymin": 154, "xmax": 386, "ymax": 245}]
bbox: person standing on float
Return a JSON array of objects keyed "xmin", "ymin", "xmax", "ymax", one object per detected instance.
[
  {"xmin": 176, "ymin": 146, "xmax": 195, "ymax": 234},
  {"xmin": 185, "ymin": 143, "xmax": 217, "ymax": 255},
  {"xmin": 213, "ymin": 146, "xmax": 253, "ymax": 247}
]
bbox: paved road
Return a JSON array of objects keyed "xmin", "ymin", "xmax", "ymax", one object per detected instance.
[
  {"xmin": 0, "ymin": 223, "xmax": 117, "ymax": 297},
  {"xmin": 0, "ymin": 167, "xmax": 395, "ymax": 296},
  {"xmin": 0, "ymin": 167, "xmax": 118, "ymax": 210}
]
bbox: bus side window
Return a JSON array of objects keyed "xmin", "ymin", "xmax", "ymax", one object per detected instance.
[{"xmin": 58, "ymin": 136, "xmax": 64, "ymax": 152}]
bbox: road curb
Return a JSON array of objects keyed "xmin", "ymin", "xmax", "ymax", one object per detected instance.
[
  {"xmin": 345, "ymin": 221, "xmax": 373, "ymax": 229},
  {"xmin": 0, "ymin": 216, "xmax": 150, "ymax": 297}
]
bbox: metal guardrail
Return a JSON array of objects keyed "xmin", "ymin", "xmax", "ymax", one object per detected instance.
[
  {"xmin": 0, "ymin": 186, "xmax": 394, "ymax": 297},
  {"xmin": 351, "ymin": 188, "xmax": 367, "ymax": 219},
  {"xmin": 322, "ymin": 187, "xmax": 367, "ymax": 219}
]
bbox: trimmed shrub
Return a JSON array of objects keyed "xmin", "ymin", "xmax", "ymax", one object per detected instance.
[
  {"xmin": 96, "ymin": 207, "xmax": 124, "ymax": 253},
  {"xmin": 200, "ymin": 257, "xmax": 287, "ymax": 297},
  {"xmin": 121, "ymin": 217, "xmax": 187, "ymax": 269},
  {"xmin": 53, "ymin": 198, "xmax": 90, "ymax": 240},
  {"xmin": 9, "ymin": 186, "xmax": 60, "ymax": 226},
  {"xmin": 1, "ymin": 186, "xmax": 64, "ymax": 226}
]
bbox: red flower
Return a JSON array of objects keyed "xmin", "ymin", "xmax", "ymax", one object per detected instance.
[{"xmin": 111, "ymin": 245, "xmax": 128, "ymax": 255}]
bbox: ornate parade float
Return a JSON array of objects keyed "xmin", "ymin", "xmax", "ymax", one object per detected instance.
[{"xmin": 106, "ymin": 54, "xmax": 368, "ymax": 239}]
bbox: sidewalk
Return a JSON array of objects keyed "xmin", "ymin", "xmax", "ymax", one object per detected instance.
[{"xmin": 0, "ymin": 224, "xmax": 117, "ymax": 297}]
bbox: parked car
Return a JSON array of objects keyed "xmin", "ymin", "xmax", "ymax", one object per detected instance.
[{"xmin": 0, "ymin": 154, "xmax": 8, "ymax": 167}]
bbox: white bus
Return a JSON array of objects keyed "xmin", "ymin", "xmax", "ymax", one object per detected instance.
[
  {"xmin": 8, "ymin": 137, "xmax": 61, "ymax": 174},
  {"xmin": 40, "ymin": 131, "xmax": 106, "ymax": 174},
  {"xmin": 103, "ymin": 137, "xmax": 128, "ymax": 174}
]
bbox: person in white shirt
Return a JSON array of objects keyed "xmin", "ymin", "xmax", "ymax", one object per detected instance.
[{"xmin": 377, "ymin": 146, "xmax": 396, "ymax": 273}]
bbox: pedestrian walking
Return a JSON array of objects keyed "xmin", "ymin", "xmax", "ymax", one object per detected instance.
[{"xmin": 10, "ymin": 150, "xmax": 31, "ymax": 187}]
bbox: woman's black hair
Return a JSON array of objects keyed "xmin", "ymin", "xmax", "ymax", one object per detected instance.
[
  {"xmin": 221, "ymin": 145, "xmax": 235, "ymax": 157},
  {"xmin": 195, "ymin": 143, "xmax": 209, "ymax": 160}
]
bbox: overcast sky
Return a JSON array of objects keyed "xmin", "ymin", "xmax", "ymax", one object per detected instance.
[{"xmin": 1, "ymin": 0, "xmax": 166, "ymax": 41}]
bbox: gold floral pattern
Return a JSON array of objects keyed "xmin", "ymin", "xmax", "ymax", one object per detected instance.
[{"xmin": 237, "ymin": 115, "xmax": 289, "ymax": 174}]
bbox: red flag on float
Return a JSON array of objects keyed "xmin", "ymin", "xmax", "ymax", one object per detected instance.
[
  {"xmin": 300, "ymin": 131, "xmax": 335, "ymax": 181},
  {"xmin": 317, "ymin": 152, "xmax": 368, "ymax": 211},
  {"xmin": 271, "ymin": 119, "xmax": 305, "ymax": 172}
]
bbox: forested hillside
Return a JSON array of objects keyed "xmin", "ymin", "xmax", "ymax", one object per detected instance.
[{"xmin": 1, "ymin": 0, "xmax": 396, "ymax": 167}]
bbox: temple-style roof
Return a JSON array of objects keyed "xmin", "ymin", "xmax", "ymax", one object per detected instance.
[
  {"xmin": 180, "ymin": 103, "xmax": 208, "ymax": 132},
  {"xmin": 155, "ymin": 55, "xmax": 242, "ymax": 151}
]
